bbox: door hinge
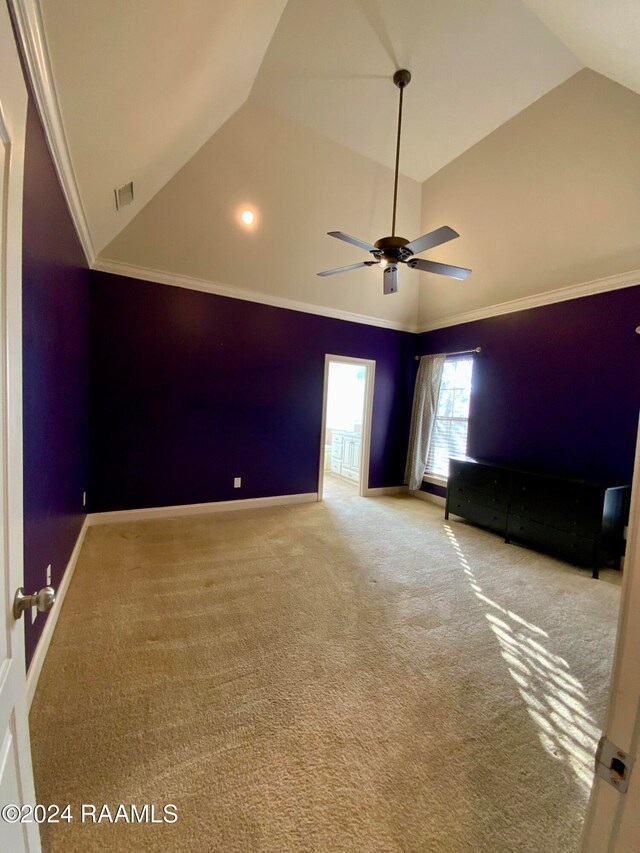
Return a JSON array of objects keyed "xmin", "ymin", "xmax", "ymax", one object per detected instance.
[{"xmin": 595, "ymin": 735, "xmax": 633, "ymax": 793}]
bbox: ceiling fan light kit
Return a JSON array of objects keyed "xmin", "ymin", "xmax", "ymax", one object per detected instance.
[{"xmin": 318, "ymin": 70, "xmax": 472, "ymax": 294}]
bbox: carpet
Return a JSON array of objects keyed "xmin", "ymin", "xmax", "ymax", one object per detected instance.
[{"xmin": 29, "ymin": 494, "xmax": 621, "ymax": 852}]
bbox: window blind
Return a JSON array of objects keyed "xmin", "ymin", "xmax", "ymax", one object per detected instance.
[{"xmin": 425, "ymin": 356, "xmax": 473, "ymax": 478}]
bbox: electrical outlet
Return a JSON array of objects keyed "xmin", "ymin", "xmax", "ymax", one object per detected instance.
[
  {"xmin": 46, "ymin": 564, "xmax": 52, "ymax": 586},
  {"xmin": 234, "ymin": 477, "xmax": 241, "ymax": 488},
  {"xmin": 82, "ymin": 491, "xmax": 87, "ymax": 507}
]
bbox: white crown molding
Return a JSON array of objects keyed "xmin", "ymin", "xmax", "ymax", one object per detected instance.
[
  {"xmin": 93, "ymin": 257, "xmax": 420, "ymax": 333},
  {"xmin": 417, "ymin": 268, "xmax": 640, "ymax": 333},
  {"xmin": 96, "ymin": 258, "xmax": 640, "ymax": 337},
  {"xmin": 9, "ymin": 0, "xmax": 638, "ymax": 334},
  {"xmin": 9, "ymin": 0, "xmax": 95, "ymax": 265}
]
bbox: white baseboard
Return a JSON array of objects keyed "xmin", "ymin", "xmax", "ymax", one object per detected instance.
[
  {"xmin": 409, "ymin": 488, "xmax": 447, "ymax": 508},
  {"xmin": 362, "ymin": 486, "xmax": 405, "ymax": 497},
  {"xmin": 26, "ymin": 516, "xmax": 89, "ymax": 709},
  {"xmin": 87, "ymin": 492, "xmax": 319, "ymax": 525}
]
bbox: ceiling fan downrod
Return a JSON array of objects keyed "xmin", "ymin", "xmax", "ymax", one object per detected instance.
[
  {"xmin": 317, "ymin": 67, "xmax": 471, "ymax": 289},
  {"xmin": 391, "ymin": 69, "xmax": 411, "ymax": 237}
]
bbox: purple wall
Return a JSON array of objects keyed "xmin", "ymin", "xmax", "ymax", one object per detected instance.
[
  {"xmin": 19, "ymin": 95, "xmax": 640, "ymax": 671},
  {"xmin": 22, "ymin": 101, "xmax": 90, "ymax": 666},
  {"xmin": 17, "ymin": 33, "xmax": 640, "ymax": 668},
  {"xmin": 88, "ymin": 273, "xmax": 415, "ymax": 512},
  {"xmin": 418, "ymin": 286, "xmax": 640, "ymax": 496}
]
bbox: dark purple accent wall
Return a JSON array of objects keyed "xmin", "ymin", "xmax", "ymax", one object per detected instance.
[
  {"xmin": 88, "ymin": 273, "xmax": 416, "ymax": 512},
  {"xmin": 417, "ymin": 286, "xmax": 640, "ymax": 496},
  {"xmin": 22, "ymin": 100, "xmax": 90, "ymax": 666}
]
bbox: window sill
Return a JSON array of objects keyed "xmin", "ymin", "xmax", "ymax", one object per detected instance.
[{"xmin": 423, "ymin": 473, "xmax": 448, "ymax": 488}]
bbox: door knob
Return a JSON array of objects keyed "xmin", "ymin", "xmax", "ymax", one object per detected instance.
[{"xmin": 13, "ymin": 586, "xmax": 56, "ymax": 620}]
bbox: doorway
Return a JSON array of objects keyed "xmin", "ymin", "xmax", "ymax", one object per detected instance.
[{"xmin": 318, "ymin": 355, "xmax": 375, "ymax": 500}]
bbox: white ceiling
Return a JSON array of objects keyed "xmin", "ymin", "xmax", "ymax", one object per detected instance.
[
  {"xmin": 101, "ymin": 101, "xmax": 423, "ymax": 329},
  {"xmin": 522, "ymin": 0, "xmax": 640, "ymax": 96},
  {"xmin": 250, "ymin": 0, "xmax": 580, "ymax": 182},
  {"xmin": 37, "ymin": 0, "xmax": 640, "ymax": 325},
  {"xmin": 40, "ymin": 0, "xmax": 585, "ymax": 255},
  {"xmin": 414, "ymin": 68, "xmax": 640, "ymax": 327},
  {"xmin": 41, "ymin": 0, "xmax": 288, "ymax": 253}
]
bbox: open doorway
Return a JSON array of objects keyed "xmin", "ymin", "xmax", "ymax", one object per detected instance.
[{"xmin": 318, "ymin": 355, "xmax": 375, "ymax": 500}]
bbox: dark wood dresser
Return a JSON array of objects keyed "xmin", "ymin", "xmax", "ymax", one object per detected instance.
[{"xmin": 445, "ymin": 458, "xmax": 629, "ymax": 578}]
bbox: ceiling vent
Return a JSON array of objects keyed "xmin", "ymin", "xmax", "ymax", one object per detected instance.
[{"xmin": 114, "ymin": 181, "xmax": 134, "ymax": 210}]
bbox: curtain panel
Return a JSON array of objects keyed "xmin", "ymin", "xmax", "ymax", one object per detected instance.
[{"xmin": 404, "ymin": 354, "xmax": 446, "ymax": 490}]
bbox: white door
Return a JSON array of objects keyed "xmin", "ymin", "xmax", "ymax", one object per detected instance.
[
  {"xmin": 581, "ymin": 416, "xmax": 640, "ymax": 851},
  {"xmin": 0, "ymin": 4, "xmax": 41, "ymax": 851}
]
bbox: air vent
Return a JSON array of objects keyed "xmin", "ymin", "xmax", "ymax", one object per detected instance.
[{"xmin": 114, "ymin": 181, "xmax": 134, "ymax": 210}]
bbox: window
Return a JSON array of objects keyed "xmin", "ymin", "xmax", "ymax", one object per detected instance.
[{"xmin": 425, "ymin": 356, "xmax": 474, "ymax": 479}]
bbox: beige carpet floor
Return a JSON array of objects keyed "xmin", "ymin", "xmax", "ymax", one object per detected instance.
[
  {"xmin": 30, "ymin": 494, "xmax": 621, "ymax": 852},
  {"xmin": 322, "ymin": 473, "xmax": 359, "ymax": 499}
]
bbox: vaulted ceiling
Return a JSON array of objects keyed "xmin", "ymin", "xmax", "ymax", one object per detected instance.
[
  {"xmin": 37, "ymin": 0, "xmax": 640, "ymax": 328},
  {"xmin": 522, "ymin": 0, "xmax": 640, "ymax": 96},
  {"xmin": 251, "ymin": 0, "xmax": 580, "ymax": 182},
  {"xmin": 40, "ymin": 0, "xmax": 289, "ymax": 253}
]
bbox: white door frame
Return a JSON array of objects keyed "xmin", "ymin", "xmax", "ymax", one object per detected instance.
[
  {"xmin": 0, "ymin": 2, "xmax": 41, "ymax": 851},
  {"xmin": 318, "ymin": 355, "xmax": 375, "ymax": 499},
  {"xmin": 581, "ymin": 414, "xmax": 640, "ymax": 851}
]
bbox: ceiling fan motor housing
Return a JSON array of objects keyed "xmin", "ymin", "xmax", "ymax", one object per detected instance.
[{"xmin": 374, "ymin": 235, "xmax": 411, "ymax": 264}]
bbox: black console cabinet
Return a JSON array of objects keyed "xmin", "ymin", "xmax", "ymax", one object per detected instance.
[{"xmin": 445, "ymin": 458, "xmax": 629, "ymax": 579}]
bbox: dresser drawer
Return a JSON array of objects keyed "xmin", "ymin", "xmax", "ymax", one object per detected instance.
[
  {"xmin": 449, "ymin": 461, "xmax": 510, "ymax": 508},
  {"xmin": 450, "ymin": 460, "xmax": 509, "ymax": 489},
  {"xmin": 507, "ymin": 515, "xmax": 596, "ymax": 565},
  {"xmin": 448, "ymin": 500, "xmax": 507, "ymax": 534},
  {"xmin": 449, "ymin": 481, "xmax": 509, "ymax": 511},
  {"xmin": 510, "ymin": 475, "xmax": 602, "ymax": 531}
]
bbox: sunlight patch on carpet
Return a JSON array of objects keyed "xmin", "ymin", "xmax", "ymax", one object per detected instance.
[{"xmin": 444, "ymin": 523, "xmax": 599, "ymax": 793}]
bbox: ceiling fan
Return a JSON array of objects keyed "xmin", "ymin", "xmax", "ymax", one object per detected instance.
[{"xmin": 317, "ymin": 69, "xmax": 471, "ymax": 294}]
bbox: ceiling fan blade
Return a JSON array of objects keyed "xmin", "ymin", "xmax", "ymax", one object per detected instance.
[
  {"xmin": 383, "ymin": 264, "xmax": 398, "ymax": 294},
  {"xmin": 408, "ymin": 258, "xmax": 472, "ymax": 280},
  {"xmin": 317, "ymin": 261, "xmax": 376, "ymax": 277},
  {"xmin": 327, "ymin": 231, "xmax": 377, "ymax": 253},
  {"xmin": 403, "ymin": 226, "xmax": 459, "ymax": 257}
]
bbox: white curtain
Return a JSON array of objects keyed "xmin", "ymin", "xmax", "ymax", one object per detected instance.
[{"xmin": 404, "ymin": 354, "xmax": 446, "ymax": 490}]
